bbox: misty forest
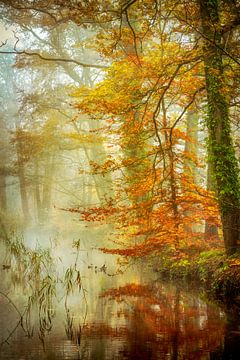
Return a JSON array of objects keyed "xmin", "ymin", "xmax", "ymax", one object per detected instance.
[{"xmin": 0, "ymin": 1, "xmax": 240, "ymax": 359}]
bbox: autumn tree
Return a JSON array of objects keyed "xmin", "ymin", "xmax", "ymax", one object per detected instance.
[
  {"xmin": 197, "ymin": 0, "xmax": 240, "ymax": 254},
  {"xmin": 1, "ymin": 0, "xmax": 240, "ymax": 254}
]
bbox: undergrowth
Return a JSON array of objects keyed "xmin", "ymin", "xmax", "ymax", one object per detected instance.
[{"xmin": 156, "ymin": 248, "xmax": 240, "ymax": 302}]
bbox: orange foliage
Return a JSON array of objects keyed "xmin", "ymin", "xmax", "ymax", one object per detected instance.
[{"xmin": 69, "ymin": 14, "xmax": 221, "ymax": 258}]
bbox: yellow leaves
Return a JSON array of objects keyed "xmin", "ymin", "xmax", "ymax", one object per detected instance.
[
  {"xmin": 70, "ymin": 85, "xmax": 90, "ymax": 98},
  {"xmin": 65, "ymin": 34, "xmax": 223, "ymax": 260},
  {"xmin": 74, "ymin": 76, "xmax": 136, "ymax": 116},
  {"xmin": 73, "ymin": 41, "xmax": 204, "ymax": 127},
  {"xmin": 89, "ymin": 158, "xmax": 118, "ymax": 174},
  {"xmin": 228, "ymin": 259, "xmax": 240, "ymax": 267},
  {"xmin": 63, "ymin": 132, "xmax": 105, "ymax": 144}
]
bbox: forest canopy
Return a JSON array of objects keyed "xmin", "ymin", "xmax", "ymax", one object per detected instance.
[{"xmin": 0, "ymin": 0, "xmax": 240, "ymax": 257}]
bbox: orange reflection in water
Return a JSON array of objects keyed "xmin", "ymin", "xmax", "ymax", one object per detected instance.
[{"xmin": 88, "ymin": 282, "xmax": 227, "ymax": 359}]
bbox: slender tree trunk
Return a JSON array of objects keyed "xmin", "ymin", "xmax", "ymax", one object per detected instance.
[
  {"xmin": 83, "ymin": 65, "xmax": 114, "ymax": 203},
  {"xmin": 199, "ymin": 0, "xmax": 240, "ymax": 255},
  {"xmin": 34, "ymin": 160, "xmax": 43, "ymax": 223},
  {"xmin": 50, "ymin": 29, "xmax": 115, "ymax": 205},
  {"xmin": 169, "ymin": 143, "xmax": 180, "ymax": 250},
  {"xmin": 18, "ymin": 163, "xmax": 30, "ymax": 221},
  {"xmin": 16, "ymin": 138, "xmax": 30, "ymax": 222},
  {"xmin": 171, "ymin": 287, "xmax": 180, "ymax": 360},
  {"xmin": 0, "ymin": 173, "xmax": 7, "ymax": 210},
  {"xmin": 0, "ymin": 121, "xmax": 8, "ymax": 211},
  {"xmin": 184, "ymin": 110, "xmax": 199, "ymax": 234},
  {"xmin": 184, "ymin": 110, "xmax": 198, "ymax": 182},
  {"xmin": 88, "ymin": 118, "xmax": 115, "ymax": 202},
  {"xmin": 0, "ymin": 155, "xmax": 7, "ymax": 210},
  {"xmin": 204, "ymin": 161, "xmax": 219, "ymax": 240},
  {"xmin": 41, "ymin": 155, "xmax": 55, "ymax": 221},
  {"xmin": 120, "ymin": 14, "xmax": 151, "ymax": 207}
]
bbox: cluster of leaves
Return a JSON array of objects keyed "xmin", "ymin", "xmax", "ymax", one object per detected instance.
[
  {"xmin": 70, "ymin": 44, "xmax": 220, "ymax": 257},
  {"xmin": 63, "ymin": 3, "xmax": 224, "ymax": 254}
]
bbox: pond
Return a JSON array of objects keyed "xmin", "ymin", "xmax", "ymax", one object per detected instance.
[{"xmin": 0, "ymin": 227, "xmax": 240, "ymax": 360}]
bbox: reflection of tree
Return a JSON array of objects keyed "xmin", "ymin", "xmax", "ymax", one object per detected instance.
[
  {"xmin": 222, "ymin": 311, "xmax": 240, "ymax": 360},
  {"xmin": 171, "ymin": 287, "xmax": 180, "ymax": 360},
  {"xmin": 207, "ymin": 309, "xmax": 240, "ymax": 360},
  {"xmin": 0, "ymin": 290, "xmax": 27, "ymax": 348},
  {"xmin": 100, "ymin": 282, "xmax": 227, "ymax": 359}
]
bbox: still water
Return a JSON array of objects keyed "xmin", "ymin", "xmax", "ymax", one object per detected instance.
[{"xmin": 0, "ymin": 226, "xmax": 240, "ymax": 360}]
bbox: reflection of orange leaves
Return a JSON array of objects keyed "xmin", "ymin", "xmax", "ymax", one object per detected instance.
[
  {"xmin": 83, "ymin": 323, "xmax": 129, "ymax": 337},
  {"xmin": 100, "ymin": 283, "xmax": 151, "ymax": 299},
  {"xmin": 97, "ymin": 281, "xmax": 226, "ymax": 357}
]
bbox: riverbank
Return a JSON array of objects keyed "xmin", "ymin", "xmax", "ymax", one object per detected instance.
[{"xmin": 154, "ymin": 249, "xmax": 240, "ymax": 303}]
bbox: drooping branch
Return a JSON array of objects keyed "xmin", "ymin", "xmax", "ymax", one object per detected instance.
[
  {"xmin": 0, "ymin": 34, "xmax": 108, "ymax": 69},
  {"xmin": 0, "ymin": 48, "xmax": 108, "ymax": 69}
]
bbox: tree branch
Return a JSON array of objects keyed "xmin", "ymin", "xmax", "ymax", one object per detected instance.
[{"xmin": 0, "ymin": 48, "xmax": 108, "ymax": 69}]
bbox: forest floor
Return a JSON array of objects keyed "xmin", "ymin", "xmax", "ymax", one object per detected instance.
[{"xmin": 154, "ymin": 248, "xmax": 240, "ymax": 304}]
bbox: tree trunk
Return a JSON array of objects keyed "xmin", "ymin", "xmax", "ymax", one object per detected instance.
[
  {"xmin": 199, "ymin": 0, "xmax": 240, "ymax": 254},
  {"xmin": 184, "ymin": 110, "xmax": 199, "ymax": 234},
  {"xmin": 50, "ymin": 29, "xmax": 114, "ymax": 205},
  {"xmin": 0, "ymin": 120, "xmax": 8, "ymax": 211},
  {"xmin": 16, "ymin": 136, "xmax": 30, "ymax": 222},
  {"xmin": 34, "ymin": 160, "xmax": 43, "ymax": 223},
  {"xmin": 88, "ymin": 118, "xmax": 115, "ymax": 202},
  {"xmin": 184, "ymin": 110, "xmax": 198, "ymax": 182},
  {"xmin": 0, "ymin": 174, "xmax": 7, "ymax": 210},
  {"xmin": 204, "ymin": 161, "xmax": 219, "ymax": 240},
  {"xmin": 41, "ymin": 155, "xmax": 55, "ymax": 222},
  {"xmin": 18, "ymin": 163, "xmax": 30, "ymax": 222}
]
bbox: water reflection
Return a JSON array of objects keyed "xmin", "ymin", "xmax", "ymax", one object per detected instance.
[
  {"xmin": 99, "ymin": 282, "xmax": 227, "ymax": 359},
  {"xmin": 0, "ymin": 236, "xmax": 240, "ymax": 359}
]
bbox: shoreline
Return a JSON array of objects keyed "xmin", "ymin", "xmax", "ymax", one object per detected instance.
[{"xmin": 153, "ymin": 249, "xmax": 240, "ymax": 304}]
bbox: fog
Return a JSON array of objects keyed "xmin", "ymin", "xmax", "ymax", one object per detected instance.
[{"xmin": 1, "ymin": 5, "xmax": 240, "ymax": 360}]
